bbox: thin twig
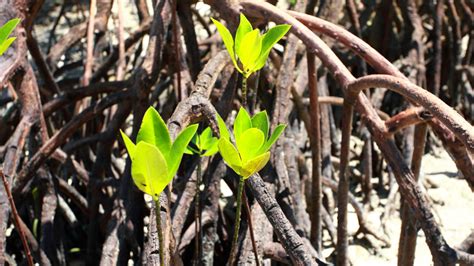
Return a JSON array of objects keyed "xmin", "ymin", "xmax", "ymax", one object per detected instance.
[
  {"xmin": 0, "ymin": 169, "xmax": 34, "ymax": 266},
  {"xmin": 242, "ymin": 189, "xmax": 260, "ymax": 266},
  {"xmin": 229, "ymin": 176, "xmax": 245, "ymax": 265},
  {"xmin": 155, "ymin": 198, "xmax": 165, "ymax": 266}
]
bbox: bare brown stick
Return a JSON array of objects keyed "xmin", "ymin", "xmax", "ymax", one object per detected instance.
[
  {"xmin": 82, "ymin": 0, "xmax": 96, "ymax": 87},
  {"xmin": 172, "ymin": 0, "xmax": 183, "ymax": 100},
  {"xmin": 246, "ymin": 174, "xmax": 318, "ymax": 265},
  {"xmin": 385, "ymin": 106, "xmax": 432, "ymax": 135},
  {"xmin": 345, "ymin": 74, "xmax": 474, "ymax": 154},
  {"xmin": 242, "ymin": 189, "xmax": 260, "ymax": 266},
  {"xmin": 337, "ymin": 99, "xmax": 353, "ymax": 266},
  {"xmin": 116, "ymin": 0, "xmax": 126, "ymax": 80},
  {"xmin": 0, "ymin": 169, "xmax": 34, "ymax": 266},
  {"xmin": 307, "ymin": 51, "xmax": 322, "ymax": 252}
]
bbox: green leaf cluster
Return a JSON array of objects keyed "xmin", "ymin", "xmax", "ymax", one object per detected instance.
[
  {"xmin": 0, "ymin": 18, "xmax": 20, "ymax": 56},
  {"xmin": 185, "ymin": 114, "xmax": 230, "ymax": 157},
  {"xmin": 211, "ymin": 14, "xmax": 291, "ymax": 78},
  {"xmin": 218, "ymin": 108, "xmax": 285, "ymax": 179},
  {"xmin": 121, "ymin": 107, "xmax": 198, "ymax": 200}
]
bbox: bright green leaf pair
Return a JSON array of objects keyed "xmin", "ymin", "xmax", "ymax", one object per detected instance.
[
  {"xmin": 0, "ymin": 18, "xmax": 20, "ymax": 56},
  {"xmin": 211, "ymin": 14, "xmax": 291, "ymax": 78},
  {"xmin": 218, "ymin": 108, "xmax": 286, "ymax": 179},
  {"xmin": 185, "ymin": 114, "xmax": 230, "ymax": 157},
  {"xmin": 121, "ymin": 107, "xmax": 198, "ymax": 200}
]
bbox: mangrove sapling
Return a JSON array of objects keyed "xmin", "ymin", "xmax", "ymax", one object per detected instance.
[
  {"xmin": 184, "ymin": 114, "xmax": 229, "ymax": 264},
  {"xmin": 217, "ymin": 107, "xmax": 285, "ymax": 264},
  {"xmin": 211, "ymin": 13, "xmax": 291, "ymax": 106},
  {"xmin": 120, "ymin": 106, "xmax": 198, "ymax": 265}
]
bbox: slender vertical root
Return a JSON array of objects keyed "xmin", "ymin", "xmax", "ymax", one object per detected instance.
[
  {"xmin": 241, "ymin": 77, "xmax": 248, "ymax": 107},
  {"xmin": 155, "ymin": 198, "xmax": 165, "ymax": 266},
  {"xmin": 194, "ymin": 158, "xmax": 202, "ymax": 264},
  {"xmin": 0, "ymin": 170, "xmax": 34, "ymax": 266},
  {"xmin": 242, "ymin": 190, "xmax": 260, "ymax": 266},
  {"xmin": 229, "ymin": 176, "xmax": 245, "ymax": 265},
  {"xmin": 337, "ymin": 101, "xmax": 354, "ymax": 266},
  {"xmin": 308, "ymin": 51, "xmax": 322, "ymax": 251}
]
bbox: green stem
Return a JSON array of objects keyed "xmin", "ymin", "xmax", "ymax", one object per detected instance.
[
  {"xmin": 242, "ymin": 77, "xmax": 248, "ymax": 107},
  {"xmin": 155, "ymin": 198, "xmax": 165, "ymax": 266},
  {"xmin": 229, "ymin": 176, "xmax": 245, "ymax": 265},
  {"xmin": 194, "ymin": 157, "xmax": 202, "ymax": 264}
]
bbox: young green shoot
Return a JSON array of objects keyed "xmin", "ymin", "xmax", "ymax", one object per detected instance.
[
  {"xmin": 217, "ymin": 107, "xmax": 285, "ymax": 264},
  {"xmin": 184, "ymin": 114, "xmax": 228, "ymax": 263},
  {"xmin": 211, "ymin": 13, "xmax": 291, "ymax": 106},
  {"xmin": 0, "ymin": 18, "xmax": 20, "ymax": 56},
  {"xmin": 121, "ymin": 106, "xmax": 197, "ymax": 265}
]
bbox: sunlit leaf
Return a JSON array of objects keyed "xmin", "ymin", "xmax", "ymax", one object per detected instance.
[
  {"xmin": 168, "ymin": 124, "xmax": 199, "ymax": 179},
  {"xmin": 0, "ymin": 37, "xmax": 15, "ymax": 56},
  {"xmin": 251, "ymin": 111, "xmax": 269, "ymax": 139},
  {"xmin": 137, "ymin": 107, "xmax": 172, "ymax": 158},
  {"xmin": 0, "ymin": 18, "xmax": 20, "ymax": 43},
  {"xmin": 120, "ymin": 130, "xmax": 136, "ymax": 158},
  {"xmin": 260, "ymin": 25, "xmax": 291, "ymax": 57},
  {"xmin": 260, "ymin": 124, "xmax": 286, "ymax": 153},
  {"xmin": 253, "ymin": 24, "xmax": 291, "ymax": 72},
  {"xmin": 131, "ymin": 142, "xmax": 169, "ymax": 201},
  {"xmin": 217, "ymin": 113, "xmax": 230, "ymax": 140},
  {"xmin": 234, "ymin": 107, "xmax": 252, "ymax": 141},
  {"xmin": 237, "ymin": 29, "xmax": 262, "ymax": 75},
  {"xmin": 211, "ymin": 18, "xmax": 242, "ymax": 73},
  {"xmin": 236, "ymin": 128, "xmax": 265, "ymax": 162},
  {"xmin": 218, "ymin": 138, "xmax": 242, "ymax": 175},
  {"xmin": 235, "ymin": 14, "xmax": 253, "ymax": 59},
  {"xmin": 241, "ymin": 152, "xmax": 270, "ymax": 179}
]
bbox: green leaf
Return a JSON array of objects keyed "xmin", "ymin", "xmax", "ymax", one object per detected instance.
[
  {"xmin": 251, "ymin": 111, "xmax": 269, "ymax": 139},
  {"xmin": 251, "ymin": 50, "xmax": 270, "ymax": 73},
  {"xmin": 234, "ymin": 107, "xmax": 252, "ymax": 141},
  {"xmin": 131, "ymin": 142, "xmax": 169, "ymax": 201},
  {"xmin": 260, "ymin": 25, "xmax": 291, "ymax": 57},
  {"xmin": 211, "ymin": 18, "xmax": 241, "ymax": 73},
  {"xmin": 260, "ymin": 124, "xmax": 286, "ymax": 153},
  {"xmin": 253, "ymin": 24, "xmax": 291, "ymax": 72},
  {"xmin": 168, "ymin": 124, "xmax": 199, "ymax": 179},
  {"xmin": 241, "ymin": 151, "xmax": 270, "ymax": 179},
  {"xmin": 0, "ymin": 18, "xmax": 20, "ymax": 43},
  {"xmin": 202, "ymin": 141, "xmax": 218, "ymax": 157},
  {"xmin": 120, "ymin": 130, "xmax": 136, "ymax": 158},
  {"xmin": 237, "ymin": 29, "xmax": 262, "ymax": 74},
  {"xmin": 0, "ymin": 37, "xmax": 16, "ymax": 56},
  {"xmin": 218, "ymin": 138, "xmax": 242, "ymax": 175},
  {"xmin": 236, "ymin": 128, "xmax": 265, "ymax": 162},
  {"xmin": 199, "ymin": 127, "xmax": 215, "ymax": 150},
  {"xmin": 235, "ymin": 14, "xmax": 253, "ymax": 59},
  {"xmin": 137, "ymin": 107, "xmax": 172, "ymax": 158},
  {"xmin": 217, "ymin": 113, "xmax": 230, "ymax": 140}
]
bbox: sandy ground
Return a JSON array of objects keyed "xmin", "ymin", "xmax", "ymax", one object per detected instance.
[{"xmin": 335, "ymin": 150, "xmax": 474, "ymax": 265}]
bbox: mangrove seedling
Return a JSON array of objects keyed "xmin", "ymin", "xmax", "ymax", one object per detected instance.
[
  {"xmin": 211, "ymin": 13, "xmax": 291, "ymax": 105},
  {"xmin": 218, "ymin": 107, "xmax": 285, "ymax": 264},
  {"xmin": 120, "ymin": 106, "xmax": 198, "ymax": 265},
  {"xmin": 184, "ymin": 114, "xmax": 229, "ymax": 262},
  {"xmin": 0, "ymin": 18, "xmax": 20, "ymax": 56}
]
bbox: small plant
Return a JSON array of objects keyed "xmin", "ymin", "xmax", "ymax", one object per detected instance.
[
  {"xmin": 218, "ymin": 107, "xmax": 285, "ymax": 263},
  {"xmin": 120, "ymin": 106, "xmax": 197, "ymax": 265},
  {"xmin": 211, "ymin": 13, "xmax": 291, "ymax": 105},
  {"xmin": 184, "ymin": 114, "xmax": 228, "ymax": 263},
  {"xmin": 0, "ymin": 18, "xmax": 20, "ymax": 56}
]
